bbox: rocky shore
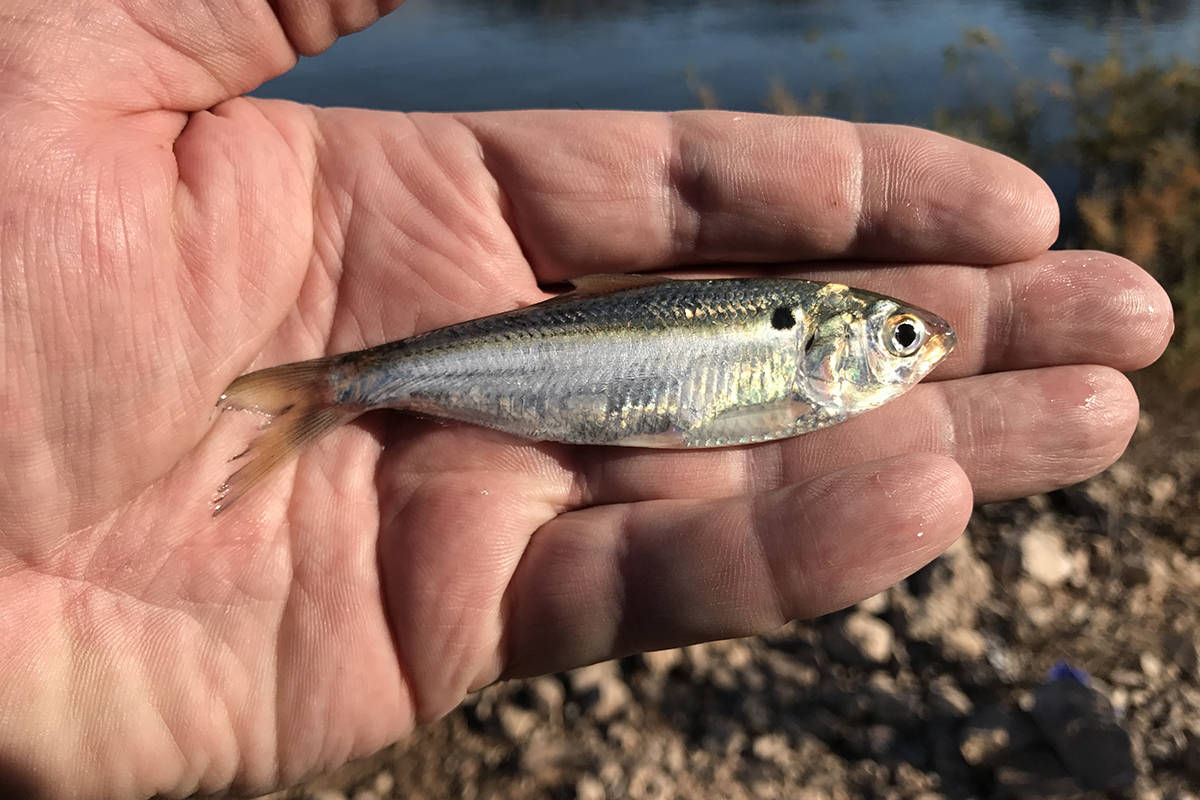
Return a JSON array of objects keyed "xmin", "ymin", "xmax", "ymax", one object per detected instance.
[{"xmin": 270, "ymin": 402, "xmax": 1200, "ymax": 800}]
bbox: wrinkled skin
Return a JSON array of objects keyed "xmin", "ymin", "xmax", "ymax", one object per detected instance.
[{"xmin": 0, "ymin": 1, "xmax": 1172, "ymax": 797}]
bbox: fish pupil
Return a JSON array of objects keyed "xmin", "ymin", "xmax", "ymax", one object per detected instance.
[
  {"xmin": 894, "ymin": 321, "xmax": 918, "ymax": 349},
  {"xmin": 771, "ymin": 307, "xmax": 796, "ymax": 330}
]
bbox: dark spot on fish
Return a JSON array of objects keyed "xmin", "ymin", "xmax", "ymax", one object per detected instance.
[{"xmin": 771, "ymin": 307, "xmax": 796, "ymax": 330}]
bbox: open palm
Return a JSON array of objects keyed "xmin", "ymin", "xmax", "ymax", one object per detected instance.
[{"xmin": 0, "ymin": 2, "xmax": 1172, "ymax": 798}]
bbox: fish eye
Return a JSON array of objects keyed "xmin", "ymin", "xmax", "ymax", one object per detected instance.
[{"xmin": 884, "ymin": 314, "xmax": 927, "ymax": 357}]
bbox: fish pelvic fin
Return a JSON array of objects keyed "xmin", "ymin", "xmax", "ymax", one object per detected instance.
[{"xmin": 213, "ymin": 356, "xmax": 359, "ymax": 516}]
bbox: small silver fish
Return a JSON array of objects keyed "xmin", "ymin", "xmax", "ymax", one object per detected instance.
[{"xmin": 214, "ymin": 274, "xmax": 954, "ymax": 513}]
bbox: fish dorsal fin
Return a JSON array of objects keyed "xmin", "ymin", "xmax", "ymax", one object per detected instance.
[
  {"xmin": 565, "ymin": 273, "xmax": 672, "ymax": 297},
  {"xmin": 529, "ymin": 273, "xmax": 673, "ymax": 310}
]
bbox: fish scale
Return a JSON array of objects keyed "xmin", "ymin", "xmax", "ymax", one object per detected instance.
[{"xmin": 212, "ymin": 274, "xmax": 955, "ymax": 514}]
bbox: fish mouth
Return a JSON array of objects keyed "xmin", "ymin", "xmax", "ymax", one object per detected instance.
[{"xmin": 922, "ymin": 314, "xmax": 957, "ymax": 365}]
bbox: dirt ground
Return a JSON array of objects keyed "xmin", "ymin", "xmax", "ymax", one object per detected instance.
[{"xmin": 263, "ymin": 376, "xmax": 1200, "ymax": 800}]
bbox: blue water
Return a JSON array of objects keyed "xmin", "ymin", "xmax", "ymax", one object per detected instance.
[
  {"xmin": 257, "ymin": 0, "xmax": 1200, "ymax": 122},
  {"xmin": 255, "ymin": 0, "xmax": 1199, "ymax": 235}
]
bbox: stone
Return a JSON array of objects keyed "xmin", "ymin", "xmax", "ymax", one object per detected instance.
[
  {"xmin": 793, "ymin": 790, "xmax": 831, "ymax": 800},
  {"xmin": 1148, "ymin": 473, "xmax": 1177, "ymax": 506},
  {"xmin": 569, "ymin": 661, "xmax": 632, "ymax": 722},
  {"xmin": 372, "ymin": 772, "xmax": 395, "ymax": 795},
  {"xmin": 1140, "ymin": 651, "xmax": 1164, "ymax": 682},
  {"xmin": 1111, "ymin": 668, "xmax": 1146, "ymax": 687},
  {"xmin": 606, "ymin": 720, "xmax": 642, "ymax": 752},
  {"xmin": 751, "ymin": 779, "xmax": 780, "ymax": 799},
  {"xmin": 682, "ymin": 644, "xmax": 712, "ymax": 674},
  {"xmin": 1020, "ymin": 522, "xmax": 1073, "ymax": 587},
  {"xmin": 529, "ymin": 676, "xmax": 566, "ymax": 717},
  {"xmin": 469, "ymin": 691, "xmax": 495, "ymax": 722},
  {"xmin": 940, "ymin": 627, "xmax": 986, "ymax": 661},
  {"xmin": 984, "ymin": 643, "xmax": 1020, "ymax": 682},
  {"xmin": 593, "ymin": 682, "xmax": 633, "ymax": 722},
  {"xmin": 723, "ymin": 639, "xmax": 754, "ymax": 668},
  {"xmin": 498, "ymin": 703, "xmax": 539, "ymax": 741},
  {"xmin": 928, "ymin": 677, "xmax": 974, "ymax": 718},
  {"xmin": 856, "ymin": 590, "xmax": 890, "ymax": 615},
  {"xmin": 569, "ymin": 660, "xmax": 617, "ymax": 692},
  {"xmin": 1031, "ymin": 676, "xmax": 1137, "ymax": 791},
  {"xmin": 599, "ymin": 762, "xmax": 625, "ymax": 791},
  {"xmin": 864, "ymin": 723, "xmax": 897, "ymax": 757},
  {"xmin": 521, "ymin": 734, "xmax": 573, "ymax": 773},
  {"xmin": 1024, "ymin": 598, "xmax": 1057, "ymax": 628},
  {"xmin": 576, "ymin": 775, "xmax": 606, "ymax": 800},
  {"xmin": 351, "ymin": 790, "xmax": 379, "ymax": 800},
  {"xmin": 751, "ymin": 733, "xmax": 791, "ymax": 766},
  {"xmin": 642, "ymin": 648, "xmax": 683, "ymax": 676},
  {"xmin": 892, "ymin": 762, "xmax": 936, "ymax": 794},
  {"xmin": 307, "ymin": 791, "xmax": 348, "ymax": 800},
  {"xmin": 627, "ymin": 764, "xmax": 673, "ymax": 799},
  {"xmin": 663, "ymin": 740, "xmax": 686, "ymax": 774},
  {"xmin": 1108, "ymin": 462, "xmax": 1137, "ymax": 488},
  {"xmin": 959, "ymin": 704, "xmax": 1040, "ymax": 766},
  {"xmin": 826, "ymin": 612, "xmax": 894, "ymax": 665}
]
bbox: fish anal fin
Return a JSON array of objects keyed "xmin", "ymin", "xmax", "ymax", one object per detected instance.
[{"xmin": 610, "ymin": 430, "xmax": 689, "ymax": 448}]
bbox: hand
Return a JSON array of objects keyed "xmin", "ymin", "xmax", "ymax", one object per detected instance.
[{"xmin": 0, "ymin": 2, "xmax": 1172, "ymax": 797}]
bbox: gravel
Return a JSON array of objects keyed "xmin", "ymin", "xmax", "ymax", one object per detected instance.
[{"xmin": 257, "ymin": 399, "xmax": 1200, "ymax": 800}]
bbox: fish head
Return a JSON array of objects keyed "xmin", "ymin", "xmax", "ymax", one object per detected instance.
[{"xmin": 800, "ymin": 287, "xmax": 955, "ymax": 413}]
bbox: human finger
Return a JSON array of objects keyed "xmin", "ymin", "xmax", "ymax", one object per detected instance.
[
  {"xmin": 459, "ymin": 110, "xmax": 1060, "ymax": 279},
  {"xmin": 569, "ymin": 365, "xmax": 1138, "ymax": 508},
  {"xmin": 8, "ymin": 0, "xmax": 403, "ymax": 114},
  {"xmin": 661, "ymin": 250, "xmax": 1172, "ymax": 380},
  {"xmin": 499, "ymin": 454, "xmax": 972, "ymax": 677}
]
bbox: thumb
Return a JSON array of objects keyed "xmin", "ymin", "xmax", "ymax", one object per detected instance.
[{"xmin": 0, "ymin": 0, "xmax": 404, "ymax": 114}]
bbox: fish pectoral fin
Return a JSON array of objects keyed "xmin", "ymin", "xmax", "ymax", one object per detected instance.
[{"xmin": 689, "ymin": 399, "xmax": 817, "ymax": 444}]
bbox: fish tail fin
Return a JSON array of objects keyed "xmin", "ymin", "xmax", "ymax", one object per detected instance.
[{"xmin": 213, "ymin": 356, "xmax": 359, "ymax": 516}]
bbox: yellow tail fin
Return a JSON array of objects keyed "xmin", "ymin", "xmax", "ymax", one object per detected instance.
[{"xmin": 213, "ymin": 356, "xmax": 358, "ymax": 516}]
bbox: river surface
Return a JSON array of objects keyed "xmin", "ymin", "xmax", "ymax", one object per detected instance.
[
  {"xmin": 256, "ymin": 0, "xmax": 1198, "ymax": 229},
  {"xmin": 258, "ymin": 0, "xmax": 1199, "ymax": 121}
]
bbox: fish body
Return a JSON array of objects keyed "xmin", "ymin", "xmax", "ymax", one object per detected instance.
[{"xmin": 215, "ymin": 274, "xmax": 954, "ymax": 513}]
